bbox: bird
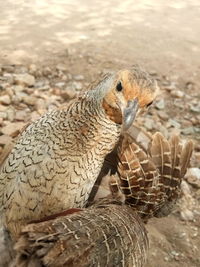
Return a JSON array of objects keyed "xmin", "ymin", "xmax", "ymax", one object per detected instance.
[
  {"xmin": 0, "ymin": 66, "xmax": 159, "ymax": 239},
  {"xmin": 10, "ymin": 127, "xmax": 193, "ymax": 267}
]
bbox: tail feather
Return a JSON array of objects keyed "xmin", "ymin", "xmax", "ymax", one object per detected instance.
[
  {"xmin": 116, "ymin": 130, "xmax": 193, "ymax": 220},
  {"xmin": 180, "ymin": 140, "xmax": 193, "ymax": 178}
]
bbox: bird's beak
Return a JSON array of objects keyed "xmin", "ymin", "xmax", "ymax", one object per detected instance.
[{"xmin": 122, "ymin": 98, "xmax": 139, "ymax": 130}]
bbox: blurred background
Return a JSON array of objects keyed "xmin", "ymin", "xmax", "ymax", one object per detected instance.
[{"xmin": 0, "ymin": 1, "xmax": 200, "ymax": 266}]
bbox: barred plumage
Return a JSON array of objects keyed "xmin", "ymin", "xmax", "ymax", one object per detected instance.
[
  {"xmin": 10, "ymin": 126, "xmax": 193, "ymax": 267},
  {"xmin": 109, "ymin": 126, "xmax": 193, "ymax": 219},
  {"xmin": 12, "ymin": 200, "xmax": 148, "ymax": 267},
  {"xmin": 0, "ymin": 67, "xmax": 158, "ymax": 239}
]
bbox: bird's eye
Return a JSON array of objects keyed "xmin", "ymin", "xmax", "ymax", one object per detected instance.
[
  {"xmin": 146, "ymin": 101, "xmax": 153, "ymax": 107},
  {"xmin": 116, "ymin": 81, "xmax": 123, "ymax": 92}
]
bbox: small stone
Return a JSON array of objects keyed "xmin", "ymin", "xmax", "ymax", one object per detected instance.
[
  {"xmin": 0, "ymin": 112, "xmax": 7, "ymax": 119},
  {"xmin": 11, "ymin": 85, "xmax": 24, "ymax": 92},
  {"xmin": 0, "ymin": 134, "xmax": 13, "ymax": 145},
  {"xmin": 61, "ymin": 74, "xmax": 68, "ymax": 81},
  {"xmin": 164, "ymin": 256, "xmax": 169, "ymax": 262},
  {"xmin": 42, "ymin": 67, "xmax": 52, "ymax": 76},
  {"xmin": 22, "ymin": 95, "xmax": 38, "ymax": 106},
  {"xmin": 170, "ymin": 90, "xmax": 184, "ymax": 98},
  {"xmin": 0, "ymin": 104, "xmax": 7, "ymax": 111},
  {"xmin": 6, "ymin": 108, "xmax": 15, "ymax": 121},
  {"xmin": 73, "ymin": 74, "xmax": 84, "ymax": 81},
  {"xmin": 157, "ymin": 110, "xmax": 169, "ymax": 120},
  {"xmin": 14, "ymin": 74, "xmax": 35, "ymax": 87},
  {"xmin": 3, "ymin": 73, "xmax": 14, "ymax": 83},
  {"xmin": 0, "ymin": 95, "xmax": 11, "ymax": 105},
  {"xmin": 35, "ymin": 80, "xmax": 50, "ymax": 91},
  {"xmin": 31, "ymin": 111, "xmax": 40, "ymax": 121},
  {"xmin": 14, "ymin": 66, "xmax": 28, "ymax": 74},
  {"xmin": 1, "ymin": 122, "xmax": 26, "ymax": 137},
  {"xmin": 56, "ymin": 63, "xmax": 67, "ymax": 72},
  {"xmin": 181, "ymin": 127, "xmax": 194, "ymax": 135},
  {"xmin": 144, "ymin": 117, "xmax": 154, "ymax": 130},
  {"xmin": 35, "ymin": 98, "xmax": 47, "ymax": 111},
  {"xmin": 186, "ymin": 82, "xmax": 194, "ymax": 90},
  {"xmin": 29, "ymin": 64, "xmax": 37, "ymax": 74},
  {"xmin": 185, "ymin": 168, "xmax": 200, "ymax": 188},
  {"xmin": 15, "ymin": 109, "xmax": 30, "ymax": 121},
  {"xmin": 180, "ymin": 209, "xmax": 194, "ymax": 221},
  {"xmin": 166, "ymin": 119, "xmax": 181, "ymax": 129},
  {"xmin": 72, "ymin": 81, "xmax": 83, "ymax": 91},
  {"xmin": 162, "ymin": 82, "xmax": 177, "ymax": 91},
  {"xmin": 190, "ymin": 104, "xmax": 200, "ymax": 114},
  {"xmin": 181, "ymin": 180, "xmax": 192, "ymax": 195},
  {"xmin": 155, "ymin": 99, "xmax": 165, "ymax": 110},
  {"xmin": 55, "ymin": 82, "xmax": 66, "ymax": 88},
  {"xmin": 60, "ymin": 88, "xmax": 77, "ymax": 100},
  {"xmin": 2, "ymin": 65, "xmax": 15, "ymax": 73}
]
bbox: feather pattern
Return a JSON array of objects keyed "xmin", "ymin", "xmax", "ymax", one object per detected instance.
[
  {"xmin": 180, "ymin": 140, "xmax": 194, "ymax": 178},
  {"xmin": 112, "ymin": 130, "xmax": 193, "ymax": 220},
  {"xmin": 13, "ymin": 200, "xmax": 148, "ymax": 267}
]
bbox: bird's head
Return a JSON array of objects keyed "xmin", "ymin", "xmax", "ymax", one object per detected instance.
[{"xmin": 100, "ymin": 66, "xmax": 159, "ymax": 130}]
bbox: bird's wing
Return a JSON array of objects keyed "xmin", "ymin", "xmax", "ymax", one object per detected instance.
[{"xmin": 13, "ymin": 200, "xmax": 148, "ymax": 267}]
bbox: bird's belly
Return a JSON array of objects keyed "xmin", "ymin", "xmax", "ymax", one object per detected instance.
[{"xmin": 4, "ymin": 154, "xmax": 103, "ymax": 238}]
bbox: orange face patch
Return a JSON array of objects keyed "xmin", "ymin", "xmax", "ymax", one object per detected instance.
[
  {"xmin": 102, "ymin": 69, "xmax": 157, "ymax": 124},
  {"xmin": 120, "ymin": 70, "xmax": 155, "ymax": 108},
  {"xmin": 102, "ymin": 98, "xmax": 122, "ymax": 124}
]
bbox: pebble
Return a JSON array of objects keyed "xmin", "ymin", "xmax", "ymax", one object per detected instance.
[
  {"xmin": 3, "ymin": 73, "xmax": 14, "ymax": 83},
  {"xmin": 181, "ymin": 127, "xmax": 195, "ymax": 135},
  {"xmin": 11, "ymin": 85, "xmax": 24, "ymax": 92},
  {"xmin": 0, "ymin": 112, "xmax": 7, "ymax": 119},
  {"xmin": 22, "ymin": 95, "xmax": 38, "ymax": 106},
  {"xmin": 162, "ymin": 82, "xmax": 177, "ymax": 91},
  {"xmin": 60, "ymin": 88, "xmax": 77, "ymax": 100},
  {"xmin": 170, "ymin": 90, "xmax": 184, "ymax": 98},
  {"xmin": 72, "ymin": 81, "xmax": 83, "ymax": 91},
  {"xmin": 56, "ymin": 63, "xmax": 67, "ymax": 72},
  {"xmin": 185, "ymin": 168, "xmax": 200, "ymax": 188},
  {"xmin": 6, "ymin": 108, "xmax": 15, "ymax": 121},
  {"xmin": 35, "ymin": 98, "xmax": 47, "ymax": 111},
  {"xmin": 157, "ymin": 110, "xmax": 169, "ymax": 120},
  {"xmin": 166, "ymin": 119, "xmax": 181, "ymax": 129},
  {"xmin": 185, "ymin": 82, "xmax": 194, "ymax": 90},
  {"xmin": 73, "ymin": 74, "xmax": 84, "ymax": 81},
  {"xmin": 2, "ymin": 65, "xmax": 15, "ymax": 73},
  {"xmin": 29, "ymin": 64, "xmax": 37, "ymax": 74},
  {"xmin": 14, "ymin": 74, "xmax": 35, "ymax": 87},
  {"xmin": 42, "ymin": 67, "xmax": 52, "ymax": 76},
  {"xmin": 190, "ymin": 104, "xmax": 200, "ymax": 114},
  {"xmin": 180, "ymin": 209, "xmax": 194, "ymax": 221},
  {"xmin": 54, "ymin": 82, "xmax": 66, "ymax": 88},
  {"xmin": 14, "ymin": 66, "xmax": 28, "ymax": 74},
  {"xmin": 15, "ymin": 109, "xmax": 30, "ymax": 121},
  {"xmin": 155, "ymin": 99, "xmax": 165, "ymax": 110},
  {"xmin": 1, "ymin": 122, "xmax": 26, "ymax": 137},
  {"xmin": 0, "ymin": 134, "xmax": 13, "ymax": 145},
  {"xmin": 144, "ymin": 117, "xmax": 154, "ymax": 130},
  {"xmin": 181, "ymin": 180, "xmax": 192, "ymax": 195},
  {"xmin": 0, "ymin": 95, "xmax": 11, "ymax": 105}
]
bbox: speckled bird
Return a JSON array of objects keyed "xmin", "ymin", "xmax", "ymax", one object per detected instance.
[{"xmin": 0, "ymin": 66, "xmax": 158, "ymax": 239}]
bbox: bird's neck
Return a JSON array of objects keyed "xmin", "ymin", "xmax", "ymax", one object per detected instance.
[{"xmin": 64, "ymin": 92, "xmax": 121, "ymax": 155}]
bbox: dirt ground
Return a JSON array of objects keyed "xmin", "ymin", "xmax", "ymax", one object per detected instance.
[{"xmin": 0, "ymin": 0, "xmax": 200, "ymax": 266}]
